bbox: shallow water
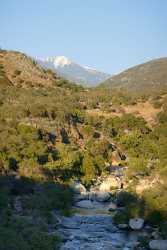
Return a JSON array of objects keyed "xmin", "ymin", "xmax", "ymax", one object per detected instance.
[{"xmin": 59, "ymin": 200, "xmax": 146, "ymax": 250}]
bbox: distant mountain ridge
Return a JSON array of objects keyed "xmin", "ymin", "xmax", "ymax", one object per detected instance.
[
  {"xmin": 100, "ymin": 57, "xmax": 167, "ymax": 92},
  {"xmin": 38, "ymin": 56, "xmax": 110, "ymax": 86}
]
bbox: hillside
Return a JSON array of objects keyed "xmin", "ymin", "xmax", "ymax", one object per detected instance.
[
  {"xmin": 0, "ymin": 50, "xmax": 82, "ymax": 90},
  {"xmin": 38, "ymin": 56, "xmax": 110, "ymax": 86},
  {"xmin": 101, "ymin": 57, "xmax": 167, "ymax": 92},
  {"xmin": 0, "ymin": 50, "xmax": 167, "ymax": 249}
]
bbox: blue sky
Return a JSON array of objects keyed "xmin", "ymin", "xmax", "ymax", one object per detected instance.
[{"xmin": 1, "ymin": 0, "xmax": 167, "ymax": 73}]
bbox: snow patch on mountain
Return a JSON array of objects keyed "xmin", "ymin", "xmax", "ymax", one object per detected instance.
[{"xmin": 37, "ymin": 56, "xmax": 111, "ymax": 86}]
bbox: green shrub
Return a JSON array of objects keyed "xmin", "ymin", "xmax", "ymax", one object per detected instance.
[
  {"xmin": 116, "ymin": 191, "xmax": 137, "ymax": 207},
  {"xmin": 0, "ymin": 227, "xmax": 29, "ymax": 250},
  {"xmin": 23, "ymin": 182, "xmax": 73, "ymax": 216},
  {"xmin": 113, "ymin": 210, "xmax": 130, "ymax": 224},
  {"xmin": 0, "ymin": 223, "xmax": 60, "ymax": 250},
  {"xmin": 29, "ymin": 231, "xmax": 60, "ymax": 250},
  {"xmin": 160, "ymin": 222, "xmax": 167, "ymax": 239},
  {"xmin": 14, "ymin": 69, "xmax": 21, "ymax": 76},
  {"xmin": 81, "ymin": 153, "xmax": 97, "ymax": 186},
  {"xmin": 157, "ymin": 112, "xmax": 167, "ymax": 124},
  {"xmin": 146, "ymin": 210, "xmax": 164, "ymax": 226},
  {"xmin": 138, "ymin": 236, "xmax": 149, "ymax": 248},
  {"xmin": 0, "ymin": 190, "xmax": 9, "ymax": 210}
]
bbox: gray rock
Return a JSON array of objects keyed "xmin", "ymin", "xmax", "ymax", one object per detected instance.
[
  {"xmin": 129, "ymin": 218, "xmax": 144, "ymax": 230},
  {"xmin": 118, "ymin": 224, "xmax": 128, "ymax": 229},
  {"xmin": 149, "ymin": 240, "xmax": 167, "ymax": 250},
  {"xmin": 125, "ymin": 241, "xmax": 140, "ymax": 248},
  {"xmin": 71, "ymin": 182, "xmax": 86, "ymax": 194},
  {"xmin": 75, "ymin": 200, "xmax": 94, "ymax": 209},
  {"xmin": 95, "ymin": 192, "xmax": 111, "ymax": 202},
  {"xmin": 151, "ymin": 231, "xmax": 160, "ymax": 240}
]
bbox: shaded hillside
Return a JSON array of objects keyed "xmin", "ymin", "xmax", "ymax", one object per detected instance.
[{"xmin": 101, "ymin": 57, "xmax": 167, "ymax": 92}]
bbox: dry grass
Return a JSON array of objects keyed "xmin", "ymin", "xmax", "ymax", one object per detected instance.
[
  {"xmin": 0, "ymin": 50, "xmax": 58, "ymax": 87},
  {"xmin": 123, "ymin": 101, "xmax": 162, "ymax": 125},
  {"xmin": 86, "ymin": 108, "xmax": 122, "ymax": 118},
  {"xmin": 86, "ymin": 101, "xmax": 162, "ymax": 126}
]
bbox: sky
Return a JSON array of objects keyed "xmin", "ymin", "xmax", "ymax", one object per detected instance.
[{"xmin": 1, "ymin": 0, "xmax": 167, "ymax": 74}]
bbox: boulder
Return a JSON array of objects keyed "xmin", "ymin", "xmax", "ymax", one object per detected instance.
[
  {"xmin": 70, "ymin": 182, "xmax": 86, "ymax": 194},
  {"xmin": 149, "ymin": 240, "xmax": 167, "ymax": 250},
  {"xmin": 118, "ymin": 224, "xmax": 128, "ymax": 229},
  {"xmin": 95, "ymin": 192, "xmax": 111, "ymax": 202},
  {"xmin": 129, "ymin": 218, "xmax": 144, "ymax": 230},
  {"xmin": 75, "ymin": 200, "xmax": 94, "ymax": 209},
  {"xmin": 151, "ymin": 231, "xmax": 160, "ymax": 240},
  {"xmin": 125, "ymin": 241, "xmax": 140, "ymax": 248},
  {"xmin": 99, "ymin": 176, "xmax": 120, "ymax": 192}
]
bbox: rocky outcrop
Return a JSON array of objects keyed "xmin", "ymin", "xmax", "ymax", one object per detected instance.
[
  {"xmin": 99, "ymin": 176, "xmax": 121, "ymax": 191},
  {"xmin": 149, "ymin": 240, "xmax": 167, "ymax": 250},
  {"xmin": 135, "ymin": 175, "xmax": 164, "ymax": 194},
  {"xmin": 70, "ymin": 181, "xmax": 86, "ymax": 194},
  {"xmin": 129, "ymin": 218, "xmax": 144, "ymax": 230}
]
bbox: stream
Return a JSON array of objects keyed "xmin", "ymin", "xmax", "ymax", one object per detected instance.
[{"xmin": 58, "ymin": 198, "xmax": 146, "ymax": 250}]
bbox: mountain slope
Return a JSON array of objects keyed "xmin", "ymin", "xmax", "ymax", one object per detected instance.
[
  {"xmin": 0, "ymin": 50, "xmax": 60, "ymax": 87},
  {"xmin": 101, "ymin": 57, "xmax": 167, "ymax": 92},
  {"xmin": 0, "ymin": 50, "xmax": 83, "ymax": 90},
  {"xmin": 38, "ymin": 56, "xmax": 110, "ymax": 86}
]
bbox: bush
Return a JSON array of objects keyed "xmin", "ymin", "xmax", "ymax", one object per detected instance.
[
  {"xmin": 138, "ymin": 236, "xmax": 149, "ymax": 248},
  {"xmin": 0, "ymin": 190, "xmax": 9, "ymax": 210},
  {"xmin": 23, "ymin": 182, "xmax": 73, "ymax": 216},
  {"xmin": 157, "ymin": 112, "xmax": 167, "ymax": 124},
  {"xmin": 81, "ymin": 153, "xmax": 97, "ymax": 186},
  {"xmin": 29, "ymin": 231, "xmax": 60, "ymax": 250},
  {"xmin": 113, "ymin": 210, "xmax": 130, "ymax": 224},
  {"xmin": 14, "ymin": 69, "xmax": 21, "ymax": 76},
  {"xmin": 146, "ymin": 210, "xmax": 164, "ymax": 226},
  {"xmin": 0, "ymin": 223, "xmax": 60, "ymax": 250},
  {"xmin": 0, "ymin": 227, "xmax": 29, "ymax": 250},
  {"xmin": 116, "ymin": 191, "xmax": 137, "ymax": 207}
]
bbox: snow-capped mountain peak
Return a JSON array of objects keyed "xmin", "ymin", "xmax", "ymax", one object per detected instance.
[
  {"xmin": 37, "ymin": 56, "xmax": 111, "ymax": 86},
  {"xmin": 44, "ymin": 56, "xmax": 72, "ymax": 68}
]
